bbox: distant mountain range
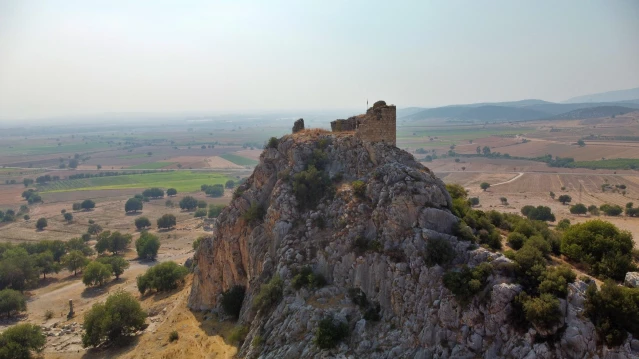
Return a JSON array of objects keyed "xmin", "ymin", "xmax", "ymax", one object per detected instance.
[
  {"xmin": 400, "ymin": 90, "xmax": 639, "ymax": 123},
  {"xmin": 564, "ymin": 87, "xmax": 639, "ymax": 103}
]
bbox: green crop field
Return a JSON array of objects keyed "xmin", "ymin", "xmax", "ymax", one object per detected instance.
[
  {"xmin": 220, "ymin": 154, "xmax": 258, "ymax": 166},
  {"xmin": 118, "ymin": 153, "xmax": 151, "ymax": 159},
  {"xmin": 3, "ymin": 142, "xmax": 112, "ymax": 155},
  {"xmin": 39, "ymin": 171, "xmax": 229, "ymax": 193},
  {"xmin": 126, "ymin": 162, "xmax": 173, "ymax": 169},
  {"xmin": 572, "ymin": 158, "xmax": 639, "ymax": 170}
]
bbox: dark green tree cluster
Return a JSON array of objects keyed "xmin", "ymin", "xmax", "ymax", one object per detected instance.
[
  {"xmin": 142, "ymin": 187, "xmax": 164, "ymax": 199},
  {"xmin": 447, "ymin": 184, "xmax": 502, "ymax": 250},
  {"xmin": 157, "ymin": 214, "xmax": 176, "ymax": 229},
  {"xmin": 520, "ymin": 205, "xmax": 556, "ymax": 222},
  {"xmin": 179, "ymin": 196, "xmax": 198, "ymax": 210},
  {"xmin": 125, "ymin": 198, "xmax": 143, "ymax": 213},
  {"xmin": 561, "ymin": 220, "xmax": 635, "ymax": 280},
  {"xmin": 95, "ymin": 231, "xmax": 132, "ymax": 255},
  {"xmin": 135, "ymin": 232, "xmax": 160, "ymax": 260},
  {"xmin": 201, "ymin": 184, "xmax": 224, "ymax": 197},
  {"xmin": 21, "ymin": 189, "xmax": 42, "ymax": 204},
  {"xmin": 314, "ymin": 317, "xmax": 349, "ymax": 349},
  {"xmin": 291, "ymin": 266, "xmax": 327, "ymax": 290},
  {"xmin": 134, "ymin": 216, "xmax": 151, "ymax": 230},
  {"xmin": 166, "ymin": 188, "xmax": 177, "ymax": 196},
  {"xmin": 136, "ymin": 261, "xmax": 188, "ymax": 295},
  {"xmin": 82, "ymin": 291, "xmax": 147, "ymax": 348},
  {"xmin": 585, "ymin": 280, "xmax": 639, "ymax": 346},
  {"xmin": 600, "ymin": 203, "xmax": 623, "ymax": 216},
  {"xmin": 0, "ymin": 323, "xmax": 45, "ymax": 359},
  {"xmin": 443, "ymin": 263, "xmax": 492, "ymax": 305},
  {"xmin": 208, "ymin": 204, "xmax": 225, "ymax": 218},
  {"xmin": 0, "ymin": 288, "xmax": 27, "ymax": 317}
]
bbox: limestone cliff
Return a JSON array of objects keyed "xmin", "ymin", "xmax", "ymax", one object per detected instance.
[{"xmin": 188, "ymin": 131, "xmax": 636, "ymax": 359}]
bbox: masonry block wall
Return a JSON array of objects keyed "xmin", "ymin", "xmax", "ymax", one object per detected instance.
[{"xmin": 330, "ymin": 100, "xmax": 396, "ymax": 146}]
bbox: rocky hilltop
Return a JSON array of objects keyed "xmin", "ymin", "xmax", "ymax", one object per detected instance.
[{"xmin": 189, "ymin": 130, "xmax": 636, "ymax": 358}]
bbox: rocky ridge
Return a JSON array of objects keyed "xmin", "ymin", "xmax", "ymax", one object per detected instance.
[{"xmin": 189, "ymin": 131, "xmax": 637, "ymax": 358}]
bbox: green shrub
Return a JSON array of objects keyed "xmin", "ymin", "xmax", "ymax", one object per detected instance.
[
  {"xmin": 82, "ymin": 290, "xmax": 147, "ymax": 348},
  {"xmin": 507, "ymin": 232, "xmax": 526, "ymax": 250},
  {"xmin": 0, "ymin": 289, "xmax": 27, "ymax": 317},
  {"xmin": 137, "ymin": 261, "xmax": 189, "ymax": 295},
  {"xmin": 0, "ymin": 323, "xmax": 45, "ymax": 359},
  {"xmin": 314, "ymin": 317, "xmax": 349, "ymax": 349},
  {"xmin": 169, "ymin": 330, "xmax": 179, "ymax": 342},
  {"xmin": 443, "ymin": 262, "xmax": 492, "ymax": 305},
  {"xmin": 521, "ymin": 206, "xmax": 556, "ymax": 222},
  {"xmin": 228, "ymin": 325, "xmax": 248, "ymax": 344},
  {"xmin": 242, "ymin": 202, "xmax": 266, "ymax": 222},
  {"xmin": 556, "ymin": 219, "xmax": 570, "ymax": 231},
  {"xmin": 44, "ymin": 309, "xmax": 54, "ymax": 320},
  {"xmin": 208, "ymin": 204, "xmax": 225, "ymax": 218},
  {"xmin": 538, "ymin": 265, "xmax": 576, "ymax": 298},
  {"xmin": 266, "ymin": 137, "xmax": 279, "ymax": 149},
  {"xmin": 561, "ymin": 220, "xmax": 635, "ymax": 280},
  {"xmin": 585, "ymin": 280, "xmax": 639, "ymax": 346},
  {"xmin": 520, "ymin": 293, "xmax": 562, "ymax": 331},
  {"xmin": 194, "ymin": 209, "xmax": 207, "ymax": 218},
  {"xmin": 351, "ymin": 180, "xmax": 366, "ymax": 198},
  {"xmin": 156, "ymin": 214, "xmax": 176, "ymax": 229},
  {"xmin": 600, "ymin": 204, "xmax": 623, "ymax": 216},
  {"xmin": 526, "ymin": 235, "xmax": 551, "ymax": 256},
  {"xmin": 293, "ymin": 165, "xmax": 333, "ymax": 211},
  {"xmin": 291, "ymin": 267, "xmax": 327, "ymax": 290},
  {"xmin": 252, "ymin": 275, "xmax": 283, "ymax": 313},
  {"xmin": 134, "ymin": 216, "xmax": 151, "ymax": 230},
  {"xmin": 221, "ymin": 285, "xmax": 246, "ymax": 319},
  {"xmin": 197, "ymin": 200, "xmax": 207, "ymax": 209},
  {"xmin": 453, "ymin": 222, "xmax": 475, "ymax": 242},
  {"xmin": 424, "ymin": 237, "xmax": 455, "ymax": 266}
]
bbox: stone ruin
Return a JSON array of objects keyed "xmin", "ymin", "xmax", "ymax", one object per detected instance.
[
  {"xmin": 292, "ymin": 118, "xmax": 304, "ymax": 133},
  {"xmin": 330, "ymin": 100, "xmax": 396, "ymax": 146}
]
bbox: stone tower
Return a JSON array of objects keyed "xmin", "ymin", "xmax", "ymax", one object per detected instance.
[{"xmin": 330, "ymin": 100, "xmax": 396, "ymax": 146}]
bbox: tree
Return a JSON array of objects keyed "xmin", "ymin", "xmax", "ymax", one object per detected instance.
[
  {"xmin": 197, "ymin": 200, "xmax": 207, "ymax": 209},
  {"xmin": 87, "ymin": 223, "xmax": 103, "ymax": 235},
  {"xmin": 97, "ymin": 164, "xmax": 102, "ymax": 170},
  {"xmin": 157, "ymin": 214, "xmax": 176, "ymax": 229},
  {"xmin": 476, "ymin": 146, "xmax": 481, "ymax": 154},
  {"xmin": 134, "ymin": 216, "xmax": 151, "ymax": 230},
  {"xmin": 521, "ymin": 205, "xmax": 556, "ymax": 222},
  {"xmin": 0, "ymin": 289, "xmax": 27, "ymax": 317},
  {"xmin": 124, "ymin": 198, "xmax": 143, "ymax": 213},
  {"xmin": 66, "ymin": 237, "xmax": 95, "ymax": 256},
  {"xmin": 469, "ymin": 197, "xmax": 479, "ymax": 206},
  {"xmin": 577, "ymin": 139, "xmax": 585, "ymax": 147},
  {"xmin": 570, "ymin": 203, "xmax": 588, "ymax": 215},
  {"xmin": 35, "ymin": 218, "xmax": 47, "ymax": 231},
  {"xmin": 202, "ymin": 184, "xmax": 224, "ymax": 198},
  {"xmin": 166, "ymin": 188, "xmax": 177, "ymax": 196},
  {"xmin": 600, "ymin": 204, "xmax": 623, "ymax": 216},
  {"xmin": 136, "ymin": 261, "xmax": 188, "ymax": 295},
  {"xmin": 587, "ymin": 205, "xmax": 599, "ymax": 216},
  {"xmin": 480, "ymin": 182, "xmax": 490, "ymax": 191},
  {"xmin": 61, "ymin": 250, "xmax": 89, "ymax": 276},
  {"xmin": 549, "ymin": 191, "xmax": 555, "ymax": 199},
  {"xmin": 0, "ymin": 323, "xmax": 45, "ymax": 359},
  {"xmin": 142, "ymin": 188, "xmax": 164, "ymax": 199},
  {"xmin": 194, "ymin": 209, "xmax": 207, "ymax": 217},
  {"xmin": 96, "ymin": 256, "xmax": 129, "ymax": 279},
  {"xmin": 82, "ymin": 290, "xmax": 147, "ymax": 348},
  {"xmin": 68, "ymin": 158, "xmax": 79, "ymax": 169},
  {"xmin": 179, "ymin": 196, "xmax": 198, "ymax": 211},
  {"xmin": 23, "ymin": 178, "xmax": 34, "ymax": 187},
  {"xmin": 225, "ymin": 180, "xmax": 235, "ymax": 189},
  {"xmin": 558, "ymin": 195, "xmax": 572, "ymax": 205},
  {"xmin": 500, "ymin": 197, "xmax": 508, "ymax": 205},
  {"xmin": 81, "ymin": 199, "xmax": 95, "ymax": 211},
  {"xmin": 482, "ymin": 146, "xmax": 491, "ymax": 155},
  {"xmin": 95, "ymin": 231, "xmax": 131, "ymax": 255},
  {"xmin": 72, "ymin": 202, "xmax": 82, "ymax": 211},
  {"xmin": 34, "ymin": 251, "xmax": 60, "ymax": 279},
  {"xmin": 63, "ymin": 212, "xmax": 73, "ymax": 223},
  {"xmin": 82, "ymin": 261, "xmax": 113, "ymax": 287},
  {"xmin": 562, "ymin": 220, "xmax": 634, "ymax": 280},
  {"xmin": 135, "ymin": 232, "xmax": 160, "ymax": 260}
]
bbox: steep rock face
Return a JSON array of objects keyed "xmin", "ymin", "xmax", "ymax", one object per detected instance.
[{"xmin": 188, "ymin": 132, "xmax": 637, "ymax": 359}]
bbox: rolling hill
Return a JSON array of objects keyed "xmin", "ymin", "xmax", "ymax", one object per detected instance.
[{"xmin": 564, "ymin": 87, "xmax": 639, "ymax": 103}]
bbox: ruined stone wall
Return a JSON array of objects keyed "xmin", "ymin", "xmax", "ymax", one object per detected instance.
[
  {"xmin": 330, "ymin": 100, "xmax": 396, "ymax": 145},
  {"xmin": 355, "ymin": 103, "xmax": 396, "ymax": 146}
]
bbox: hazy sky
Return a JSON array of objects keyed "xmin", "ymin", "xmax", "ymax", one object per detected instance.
[{"xmin": 1, "ymin": 0, "xmax": 638, "ymax": 119}]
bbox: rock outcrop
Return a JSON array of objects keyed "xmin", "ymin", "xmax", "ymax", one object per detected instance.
[
  {"xmin": 292, "ymin": 119, "xmax": 305, "ymax": 133},
  {"xmin": 189, "ymin": 131, "xmax": 637, "ymax": 358}
]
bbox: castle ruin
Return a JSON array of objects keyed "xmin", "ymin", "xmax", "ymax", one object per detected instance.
[{"xmin": 330, "ymin": 100, "xmax": 396, "ymax": 146}]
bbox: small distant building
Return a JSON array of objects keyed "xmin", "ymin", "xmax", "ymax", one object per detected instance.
[{"xmin": 330, "ymin": 100, "xmax": 396, "ymax": 146}]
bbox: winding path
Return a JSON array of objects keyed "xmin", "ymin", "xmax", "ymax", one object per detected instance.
[{"xmin": 491, "ymin": 172, "xmax": 524, "ymax": 187}]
